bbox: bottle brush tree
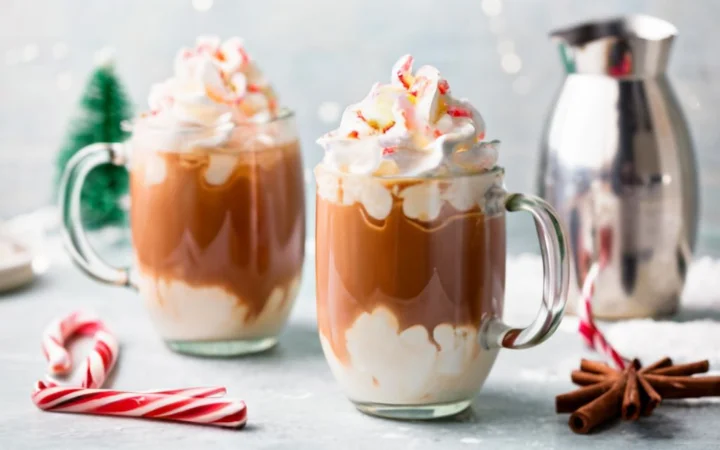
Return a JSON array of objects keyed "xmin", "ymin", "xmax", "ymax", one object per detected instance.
[{"xmin": 54, "ymin": 56, "xmax": 132, "ymax": 229}]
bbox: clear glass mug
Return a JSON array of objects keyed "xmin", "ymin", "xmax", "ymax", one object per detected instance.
[
  {"xmin": 315, "ymin": 165, "xmax": 568, "ymax": 419},
  {"xmin": 59, "ymin": 111, "xmax": 306, "ymax": 356}
]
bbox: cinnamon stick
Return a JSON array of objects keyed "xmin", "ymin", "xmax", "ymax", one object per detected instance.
[
  {"xmin": 639, "ymin": 357, "xmax": 673, "ymax": 374},
  {"xmin": 571, "ymin": 371, "xmax": 608, "ymax": 386},
  {"xmin": 622, "ymin": 367, "xmax": 640, "ymax": 420},
  {"xmin": 651, "ymin": 360, "xmax": 709, "ymax": 377},
  {"xmin": 637, "ymin": 374, "xmax": 662, "ymax": 416},
  {"xmin": 569, "ymin": 375, "xmax": 627, "ymax": 434},
  {"xmin": 645, "ymin": 374, "xmax": 720, "ymax": 399},
  {"xmin": 556, "ymin": 380, "xmax": 615, "ymax": 413},
  {"xmin": 580, "ymin": 359, "xmax": 617, "ymax": 376}
]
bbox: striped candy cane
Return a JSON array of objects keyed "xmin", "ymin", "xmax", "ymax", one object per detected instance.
[
  {"xmin": 34, "ymin": 312, "xmax": 247, "ymax": 429},
  {"xmin": 41, "ymin": 311, "xmax": 102, "ymax": 375},
  {"xmin": 32, "ymin": 384, "xmax": 247, "ymax": 429},
  {"xmin": 35, "ymin": 381, "xmax": 227, "ymax": 399},
  {"xmin": 41, "ymin": 311, "xmax": 118, "ymax": 388},
  {"xmin": 577, "ymin": 227, "xmax": 628, "ymax": 369},
  {"xmin": 80, "ymin": 329, "xmax": 119, "ymax": 389}
]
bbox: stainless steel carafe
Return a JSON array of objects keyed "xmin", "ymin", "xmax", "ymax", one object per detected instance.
[{"xmin": 538, "ymin": 15, "xmax": 699, "ymax": 319}]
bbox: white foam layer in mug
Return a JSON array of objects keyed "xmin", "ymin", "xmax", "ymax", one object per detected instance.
[
  {"xmin": 315, "ymin": 163, "xmax": 505, "ymax": 221},
  {"xmin": 320, "ymin": 308, "xmax": 499, "ymax": 405},
  {"xmin": 130, "ymin": 115, "xmax": 298, "ymax": 156},
  {"xmin": 137, "ymin": 270, "xmax": 301, "ymax": 341},
  {"xmin": 132, "ymin": 131, "xmax": 298, "ymax": 187},
  {"xmin": 134, "ymin": 150, "xmax": 240, "ymax": 186}
]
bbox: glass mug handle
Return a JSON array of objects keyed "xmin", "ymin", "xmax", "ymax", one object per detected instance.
[
  {"xmin": 58, "ymin": 142, "xmax": 134, "ymax": 288},
  {"xmin": 481, "ymin": 193, "xmax": 570, "ymax": 350}
]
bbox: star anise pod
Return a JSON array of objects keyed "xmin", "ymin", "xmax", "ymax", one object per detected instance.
[{"xmin": 556, "ymin": 357, "xmax": 720, "ymax": 434}]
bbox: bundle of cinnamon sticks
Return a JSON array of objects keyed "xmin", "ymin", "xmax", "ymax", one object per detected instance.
[{"xmin": 556, "ymin": 358, "xmax": 720, "ymax": 434}]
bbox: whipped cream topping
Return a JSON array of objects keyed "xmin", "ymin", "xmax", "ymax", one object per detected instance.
[
  {"xmin": 144, "ymin": 36, "xmax": 279, "ymax": 132},
  {"xmin": 317, "ymin": 55, "xmax": 500, "ymax": 177}
]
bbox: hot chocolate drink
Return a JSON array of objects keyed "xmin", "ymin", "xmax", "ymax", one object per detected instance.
[
  {"xmin": 127, "ymin": 37, "xmax": 306, "ymax": 354},
  {"xmin": 315, "ymin": 55, "xmax": 513, "ymax": 416},
  {"xmin": 316, "ymin": 166, "xmax": 506, "ymax": 406},
  {"xmin": 58, "ymin": 36, "xmax": 305, "ymax": 356},
  {"xmin": 131, "ymin": 129, "xmax": 305, "ymax": 345}
]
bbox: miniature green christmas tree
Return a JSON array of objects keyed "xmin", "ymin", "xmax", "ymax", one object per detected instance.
[{"xmin": 54, "ymin": 55, "xmax": 133, "ymax": 230}]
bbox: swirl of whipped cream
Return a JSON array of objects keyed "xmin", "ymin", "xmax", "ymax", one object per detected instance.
[
  {"xmin": 141, "ymin": 36, "xmax": 279, "ymax": 147},
  {"xmin": 317, "ymin": 55, "xmax": 500, "ymax": 177}
]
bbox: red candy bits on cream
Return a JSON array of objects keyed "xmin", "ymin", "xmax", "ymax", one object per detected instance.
[
  {"xmin": 146, "ymin": 36, "xmax": 279, "ymax": 129},
  {"xmin": 318, "ymin": 55, "xmax": 499, "ymax": 177}
]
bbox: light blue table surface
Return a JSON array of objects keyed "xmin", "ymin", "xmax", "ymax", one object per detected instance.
[{"xmin": 1, "ymin": 231, "xmax": 719, "ymax": 450}]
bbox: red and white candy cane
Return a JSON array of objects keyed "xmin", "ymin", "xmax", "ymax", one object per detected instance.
[
  {"xmin": 80, "ymin": 329, "xmax": 119, "ymax": 389},
  {"xmin": 41, "ymin": 311, "xmax": 119, "ymax": 388},
  {"xmin": 34, "ymin": 312, "xmax": 248, "ymax": 429},
  {"xmin": 32, "ymin": 383, "xmax": 247, "ymax": 429},
  {"xmin": 577, "ymin": 227, "xmax": 629, "ymax": 369},
  {"xmin": 35, "ymin": 381, "xmax": 227, "ymax": 399},
  {"xmin": 42, "ymin": 311, "xmax": 100, "ymax": 374}
]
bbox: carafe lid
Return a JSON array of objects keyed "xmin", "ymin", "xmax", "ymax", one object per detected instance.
[{"xmin": 550, "ymin": 15, "xmax": 676, "ymax": 77}]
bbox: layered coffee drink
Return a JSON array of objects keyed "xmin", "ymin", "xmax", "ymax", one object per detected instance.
[
  {"xmin": 129, "ymin": 37, "xmax": 305, "ymax": 355},
  {"xmin": 316, "ymin": 168, "xmax": 506, "ymax": 407},
  {"xmin": 316, "ymin": 55, "xmax": 506, "ymax": 415}
]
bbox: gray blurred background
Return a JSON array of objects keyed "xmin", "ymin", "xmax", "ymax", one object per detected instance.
[{"xmin": 1, "ymin": 0, "xmax": 719, "ymax": 255}]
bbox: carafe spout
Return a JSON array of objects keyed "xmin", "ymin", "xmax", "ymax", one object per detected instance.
[{"xmin": 550, "ymin": 15, "xmax": 677, "ymax": 77}]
